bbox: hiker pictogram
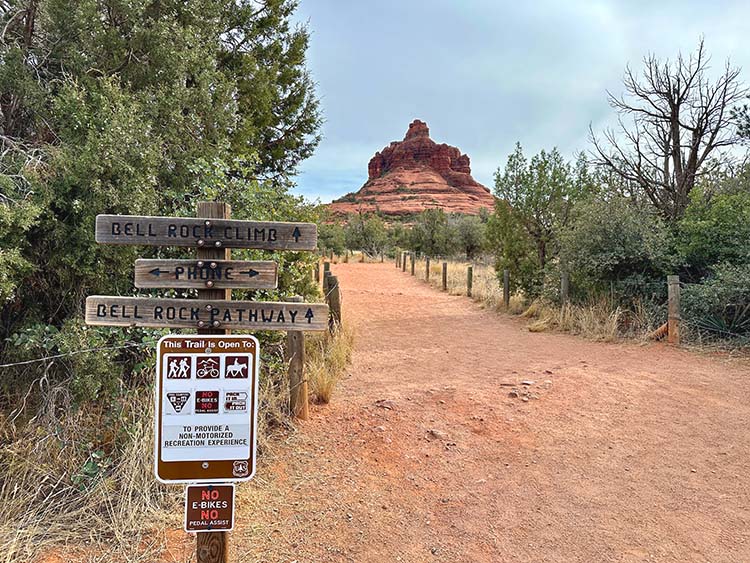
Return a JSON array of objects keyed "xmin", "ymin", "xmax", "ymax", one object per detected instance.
[{"xmin": 167, "ymin": 356, "xmax": 191, "ymax": 379}]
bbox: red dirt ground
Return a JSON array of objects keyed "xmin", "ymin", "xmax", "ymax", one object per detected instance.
[
  {"xmin": 53, "ymin": 262, "xmax": 748, "ymax": 562},
  {"xmin": 214, "ymin": 262, "xmax": 750, "ymax": 563}
]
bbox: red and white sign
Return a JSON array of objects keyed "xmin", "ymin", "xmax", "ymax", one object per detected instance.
[{"xmin": 184, "ymin": 484, "xmax": 235, "ymax": 532}]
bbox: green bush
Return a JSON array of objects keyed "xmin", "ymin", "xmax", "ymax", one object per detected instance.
[
  {"xmin": 682, "ymin": 263, "xmax": 750, "ymax": 341},
  {"xmin": 558, "ymin": 197, "xmax": 675, "ymax": 299}
]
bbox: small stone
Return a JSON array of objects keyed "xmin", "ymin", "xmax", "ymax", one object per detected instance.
[
  {"xmin": 375, "ymin": 399, "xmax": 396, "ymax": 410},
  {"xmin": 374, "ymin": 426, "xmax": 386, "ymax": 432},
  {"xmin": 521, "ymin": 380, "xmax": 535, "ymax": 386},
  {"xmin": 522, "ymin": 397, "xmax": 529, "ymax": 402},
  {"xmin": 508, "ymin": 390, "xmax": 519, "ymax": 398},
  {"xmin": 426, "ymin": 429, "xmax": 449, "ymax": 441}
]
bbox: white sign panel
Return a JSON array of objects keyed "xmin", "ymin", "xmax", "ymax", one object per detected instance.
[{"xmin": 155, "ymin": 335, "xmax": 259, "ymax": 483}]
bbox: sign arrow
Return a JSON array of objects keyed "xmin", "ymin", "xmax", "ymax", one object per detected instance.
[
  {"xmin": 292, "ymin": 226, "xmax": 301, "ymax": 242},
  {"xmin": 239, "ymin": 269, "xmax": 259, "ymax": 278},
  {"xmin": 149, "ymin": 268, "xmax": 169, "ymax": 277},
  {"xmin": 305, "ymin": 307, "xmax": 315, "ymax": 323}
]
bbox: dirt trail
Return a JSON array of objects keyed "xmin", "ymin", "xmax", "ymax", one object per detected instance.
[{"xmin": 230, "ymin": 262, "xmax": 750, "ymax": 563}]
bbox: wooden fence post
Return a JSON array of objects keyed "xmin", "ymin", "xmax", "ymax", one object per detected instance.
[
  {"xmin": 313, "ymin": 258, "xmax": 321, "ymax": 285},
  {"xmin": 410, "ymin": 252, "xmax": 415, "ymax": 276},
  {"xmin": 667, "ymin": 275, "xmax": 681, "ymax": 345},
  {"xmin": 561, "ymin": 272, "xmax": 570, "ymax": 304},
  {"xmin": 402, "ymin": 252, "xmax": 407, "ymax": 272},
  {"xmin": 442, "ymin": 262, "xmax": 448, "ymax": 291},
  {"xmin": 286, "ymin": 295, "xmax": 308, "ymax": 420},
  {"xmin": 503, "ymin": 269, "xmax": 510, "ymax": 308},
  {"xmin": 467, "ymin": 265, "xmax": 473, "ymax": 298},
  {"xmin": 426, "ymin": 257, "xmax": 430, "ymax": 281},
  {"xmin": 196, "ymin": 201, "xmax": 230, "ymax": 563},
  {"xmin": 327, "ymin": 275, "xmax": 342, "ymax": 333}
]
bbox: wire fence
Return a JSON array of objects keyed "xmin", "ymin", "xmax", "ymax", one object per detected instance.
[{"xmin": 386, "ymin": 251, "xmax": 749, "ymax": 349}]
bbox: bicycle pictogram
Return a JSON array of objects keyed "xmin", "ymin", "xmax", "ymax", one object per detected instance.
[{"xmin": 196, "ymin": 357, "xmax": 220, "ymax": 379}]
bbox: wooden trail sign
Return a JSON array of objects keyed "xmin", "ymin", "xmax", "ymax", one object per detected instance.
[
  {"xmin": 86, "ymin": 296, "xmax": 328, "ymax": 331},
  {"xmin": 185, "ymin": 484, "xmax": 235, "ymax": 532},
  {"xmin": 135, "ymin": 259, "xmax": 277, "ymax": 289},
  {"xmin": 96, "ymin": 214, "xmax": 317, "ymax": 250},
  {"xmin": 155, "ymin": 335, "xmax": 258, "ymax": 484}
]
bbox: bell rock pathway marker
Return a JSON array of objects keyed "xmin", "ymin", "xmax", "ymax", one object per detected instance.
[{"xmin": 86, "ymin": 202, "xmax": 327, "ymax": 563}]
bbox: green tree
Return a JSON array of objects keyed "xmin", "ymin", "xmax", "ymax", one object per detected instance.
[
  {"xmin": 558, "ymin": 197, "xmax": 674, "ymax": 296},
  {"xmin": 487, "ymin": 143, "xmax": 588, "ymax": 295},
  {"xmin": 343, "ymin": 213, "xmax": 388, "ymax": 255},
  {"xmin": 410, "ymin": 209, "xmax": 456, "ymax": 257},
  {"xmin": 452, "ymin": 214, "xmax": 486, "ymax": 259},
  {"xmin": 678, "ymin": 187, "xmax": 750, "ymax": 279},
  {"xmin": 318, "ymin": 222, "xmax": 346, "ymax": 255},
  {"xmin": 0, "ymin": 0, "xmax": 322, "ymax": 400}
]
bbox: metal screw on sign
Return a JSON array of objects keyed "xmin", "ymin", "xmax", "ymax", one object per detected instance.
[
  {"xmin": 197, "ymin": 239, "xmax": 205, "ymax": 247},
  {"xmin": 210, "ymin": 262, "xmax": 217, "ymax": 269},
  {"xmin": 215, "ymin": 241, "xmax": 222, "ymax": 248},
  {"xmin": 212, "ymin": 320, "xmax": 221, "ymax": 328},
  {"xmin": 204, "ymin": 220, "xmax": 211, "ymax": 227},
  {"xmin": 197, "ymin": 321, "xmax": 206, "ymax": 328},
  {"xmin": 202, "ymin": 462, "xmax": 209, "ymax": 469},
  {"xmin": 205, "ymin": 281, "xmax": 214, "ymax": 288},
  {"xmin": 205, "ymin": 304, "xmax": 213, "ymax": 311},
  {"xmin": 197, "ymin": 260, "xmax": 205, "ymax": 268}
]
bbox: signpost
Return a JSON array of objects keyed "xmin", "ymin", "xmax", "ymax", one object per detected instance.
[
  {"xmin": 96, "ymin": 214, "xmax": 316, "ymax": 250},
  {"xmin": 135, "ymin": 259, "xmax": 277, "ymax": 289},
  {"xmin": 185, "ymin": 484, "xmax": 235, "ymax": 533},
  {"xmin": 85, "ymin": 202, "xmax": 328, "ymax": 563},
  {"xmin": 86, "ymin": 296, "xmax": 327, "ymax": 331}
]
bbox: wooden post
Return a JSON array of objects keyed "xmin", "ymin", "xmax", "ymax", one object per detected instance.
[
  {"xmin": 328, "ymin": 275, "xmax": 342, "ymax": 333},
  {"xmin": 380, "ymin": 252, "xmax": 384, "ymax": 263},
  {"xmin": 410, "ymin": 253, "xmax": 415, "ymax": 276},
  {"xmin": 561, "ymin": 272, "xmax": 570, "ymax": 304},
  {"xmin": 442, "ymin": 262, "xmax": 447, "ymax": 291},
  {"xmin": 313, "ymin": 258, "xmax": 320, "ymax": 285},
  {"xmin": 426, "ymin": 257, "xmax": 431, "ymax": 281},
  {"xmin": 503, "ymin": 269, "xmax": 510, "ymax": 308},
  {"xmin": 395, "ymin": 250, "xmax": 400, "ymax": 268},
  {"xmin": 196, "ymin": 201, "xmax": 230, "ymax": 563},
  {"xmin": 402, "ymin": 252, "xmax": 407, "ymax": 272},
  {"xmin": 287, "ymin": 295, "xmax": 308, "ymax": 420},
  {"xmin": 467, "ymin": 265, "xmax": 473, "ymax": 298},
  {"xmin": 667, "ymin": 275, "xmax": 681, "ymax": 345}
]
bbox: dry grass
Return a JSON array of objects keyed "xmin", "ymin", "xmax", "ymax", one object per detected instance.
[
  {"xmin": 0, "ymin": 390, "xmax": 180, "ymax": 563},
  {"xmin": 0, "ymin": 319, "xmax": 355, "ymax": 562},
  {"xmin": 409, "ymin": 257, "xmax": 639, "ymax": 342},
  {"xmin": 306, "ymin": 323, "xmax": 355, "ymax": 404}
]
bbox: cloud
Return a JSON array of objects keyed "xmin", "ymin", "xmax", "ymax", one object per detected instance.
[{"xmin": 291, "ymin": 0, "xmax": 750, "ymax": 200}]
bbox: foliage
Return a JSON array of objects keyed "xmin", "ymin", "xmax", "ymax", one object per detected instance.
[
  {"xmin": 318, "ymin": 222, "xmax": 346, "ymax": 255},
  {"xmin": 451, "ymin": 214, "xmax": 486, "ymax": 259},
  {"xmin": 0, "ymin": 0, "xmax": 322, "ymax": 409},
  {"xmin": 678, "ymin": 187, "xmax": 750, "ymax": 279},
  {"xmin": 487, "ymin": 144, "xmax": 591, "ymax": 296},
  {"xmin": 558, "ymin": 197, "xmax": 675, "ymax": 298},
  {"xmin": 409, "ymin": 209, "xmax": 456, "ymax": 257},
  {"xmin": 682, "ymin": 263, "xmax": 750, "ymax": 340},
  {"xmin": 343, "ymin": 213, "xmax": 389, "ymax": 255}
]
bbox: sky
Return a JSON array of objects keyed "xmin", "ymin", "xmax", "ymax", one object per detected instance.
[{"xmin": 290, "ymin": 0, "xmax": 750, "ymax": 203}]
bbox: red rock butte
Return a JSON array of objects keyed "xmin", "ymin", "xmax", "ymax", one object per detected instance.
[{"xmin": 328, "ymin": 120, "xmax": 495, "ymax": 217}]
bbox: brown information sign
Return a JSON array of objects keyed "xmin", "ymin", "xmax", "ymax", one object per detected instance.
[
  {"xmin": 155, "ymin": 335, "xmax": 259, "ymax": 484},
  {"xmin": 85, "ymin": 296, "xmax": 328, "ymax": 331},
  {"xmin": 184, "ymin": 484, "xmax": 235, "ymax": 533},
  {"xmin": 134, "ymin": 259, "xmax": 277, "ymax": 289},
  {"xmin": 95, "ymin": 214, "xmax": 317, "ymax": 250}
]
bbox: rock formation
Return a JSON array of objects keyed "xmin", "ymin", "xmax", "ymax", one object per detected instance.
[{"xmin": 329, "ymin": 120, "xmax": 495, "ymax": 217}]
